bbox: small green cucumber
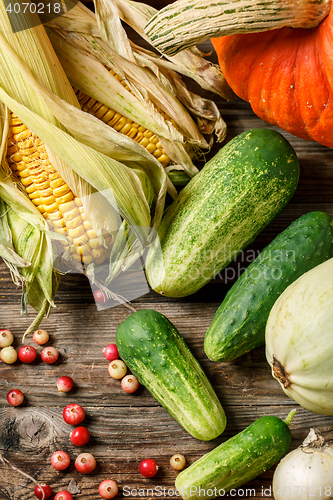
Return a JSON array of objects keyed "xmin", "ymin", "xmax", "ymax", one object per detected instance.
[
  {"xmin": 205, "ymin": 211, "xmax": 333, "ymax": 362},
  {"xmin": 145, "ymin": 128, "xmax": 299, "ymax": 297},
  {"xmin": 175, "ymin": 411, "xmax": 295, "ymax": 500},
  {"xmin": 116, "ymin": 309, "xmax": 226, "ymax": 441}
]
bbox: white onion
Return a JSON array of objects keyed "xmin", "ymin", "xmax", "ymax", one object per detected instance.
[
  {"xmin": 273, "ymin": 428, "xmax": 333, "ymax": 500},
  {"xmin": 265, "ymin": 258, "xmax": 333, "ymax": 415}
]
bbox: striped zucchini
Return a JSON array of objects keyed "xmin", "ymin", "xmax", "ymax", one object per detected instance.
[
  {"xmin": 116, "ymin": 309, "xmax": 226, "ymax": 441},
  {"xmin": 144, "ymin": 0, "xmax": 329, "ymax": 56},
  {"xmin": 145, "ymin": 128, "xmax": 299, "ymax": 298}
]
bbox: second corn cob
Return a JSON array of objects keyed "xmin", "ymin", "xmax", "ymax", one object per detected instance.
[{"xmin": 74, "ymin": 65, "xmax": 171, "ymax": 168}]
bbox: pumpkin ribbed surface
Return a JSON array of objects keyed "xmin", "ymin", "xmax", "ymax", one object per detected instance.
[{"xmin": 212, "ymin": 6, "xmax": 333, "ymax": 147}]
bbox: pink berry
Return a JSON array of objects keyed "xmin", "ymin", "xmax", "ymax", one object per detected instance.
[
  {"xmin": 57, "ymin": 376, "xmax": 74, "ymax": 393},
  {"xmin": 103, "ymin": 344, "xmax": 119, "ymax": 362},
  {"xmin": 139, "ymin": 458, "xmax": 159, "ymax": 478},
  {"xmin": 51, "ymin": 450, "xmax": 71, "ymax": 470},
  {"xmin": 18, "ymin": 345, "xmax": 37, "ymax": 364},
  {"xmin": 75, "ymin": 452, "xmax": 96, "ymax": 474},
  {"xmin": 94, "ymin": 289, "xmax": 109, "ymax": 304},
  {"xmin": 121, "ymin": 375, "xmax": 139, "ymax": 394},
  {"xmin": 54, "ymin": 491, "xmax": 73, "ymax": 500},
  {"xmin": 41, "ymin": 346, "xmax": 59, "ymax": 364},
  {"xmin": 70, "ymin": 426, "xmax": 90, "ymax": 446},
  {"xmin": 34, "ymin": 484, "xmax": 52, "ymax": 499},
  {"xmin": 33, "ymin": 329, "xmax": 49, "ymax": 345},
  {"xmin": 63, "ymin": 403, "xmax": 85, "ymax": 425},
  {"xmin": 108, "ymin": 360, "xmax": 127, "ymax": 380},
  {"xmin": 0, "ymin": 346, "xmax": 17, "ymax": 364},
  {"xmin": 0, "ymin": 329, "xmax": 13, "ymax": 348},
  {"xmin": 99, "ymin": 479, "xmax": 118, "ymax": 499},
  {"xmin": 7, "ymin": 389, "xmax": 24, "ymax": 407}
]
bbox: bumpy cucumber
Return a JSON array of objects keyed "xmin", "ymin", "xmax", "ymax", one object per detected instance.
[
  {"xmin": 145, "ymin": 128, "xmax": 299, "ymax": 297},
  {"xmin": 116, "ymin": 309, "xmax": 226, "ymax": 441},
  {"xmin": 205, "ymin": 211, "xmax": 333, "ymax": 362},
  {"xmin": 175, "ymin": 412, "xmax": 294, "ymax": 500}
]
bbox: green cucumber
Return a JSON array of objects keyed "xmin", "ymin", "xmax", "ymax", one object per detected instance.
[
  {"xmin": 116, "ymin": 309, "xmax": 226, "ymax": 441},
  {"xmin": 175, "ymin": 411, "xmax": 295, "ymax": 500},
  {"xmin": 205, "ymin": 211, "xmax": 333, "ymax": 362},
  {"xmin": 145, "ymin": 128, "xmax": 299, "ymax": 297}
]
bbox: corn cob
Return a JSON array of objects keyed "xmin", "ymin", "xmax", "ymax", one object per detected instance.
[
  {"xmin": 6, "ymin": 112, "xmax": 111, "ymax": 266},
  {"xmin": 74, "ymin": 68, "xmax": 170, "ymax": 168}
]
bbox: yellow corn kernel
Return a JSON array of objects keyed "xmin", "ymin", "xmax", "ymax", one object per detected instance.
[
  {"xmin": 63, "ymin": 206, "xmax": 80, "ymax": 222},
  {"xmin": 6, "ymin": 112, "xmax": 111, "ymax": 266},
  {"xmin": 94, "ymin": 253, "xmax": 108, "ymax": 265},
  {"xmin": 53, "ymin": 226, "xmax": 68, "ymax": 236},
  {"xmin": 53, "ymin": 183, "xmax": 71, "ymax": 198},
  {"xmin": 77, "ymin": 243, "xmax": 90, "ymax": 256},
  {"xmin": 81, "ymin": 253, "xmax": 94, "ymax": 265},
  {"xmin": 58, "ymin": 201, "xmax": 76, "ymax": 215},
  {"xmin": 101, "ymin": 109, "xmax": 116, "ymax": 123},
  {"xmin": 139, "ymin": 137, "xmax": 150, "ymax": 148},
  {"xmin": 50, "ymin": 177, "xmax": 64, "ymax": 189},
  {"xmin": 86, "ymin": 227, "xmax": 98, "ymax": 238},
  {"xmin": 56, "ymin": 191, "xmax": 73, "ymax": 205},
  {"xmin": 87, "ymin": 237, "xmax": 103, "ymax": 249},
  {"xmin": 66, "ymin": 215, "xmax": 83, "ymax": 230},
  {"xmin": 73, "ymin": 232, "xmax": 89, "ymax": 246},
  {"xmin": 113, "ymin": 116, "xmax": 128, "ymax": 132},
  {"xmin": 74, "ymin": 80, "xmax": 170, "ymax": 167},
  {"xmin": 51, "ymin": 218, "xmax": 66, "ymax": 229},
  {"xmin": 68, "ymin": 225, "xmax": 84, "ymax": 239},
  {"xmin": 146, "ymin": 143, "xmax": 156, "ymax": 154},
  {"xmin": 44, "ymin": 202, "xmax": 60, "ymax": 214},
  {"xmin": 75, "ymin": 198, "xmax": 83, "ymax": 207}
]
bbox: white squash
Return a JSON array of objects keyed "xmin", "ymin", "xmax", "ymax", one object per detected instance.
[{"xmin": 265, "ymin": 257, "xmax": 333, "ymax": 415}]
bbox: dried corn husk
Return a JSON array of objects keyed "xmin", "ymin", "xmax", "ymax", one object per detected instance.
[
  {"xmin": 0, "ymin": 0, "xmax": 171, "ymax": 331},
  {"xmin": 111, "ymin": 0, "xmax": 233, "ymax": 100},
  {"xmin": 45, "ymin": 0, "xmax": 228, "ymax": 175}
]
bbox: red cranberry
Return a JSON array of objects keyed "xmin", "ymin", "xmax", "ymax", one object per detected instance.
[
  {"xmin": 7, "ymin": 389, "xmax": 24, "ymax": 407},
  {"xmin": 139, "ymin": 458, "xmax": 159, "ymax": 478},
  {"xmin": 41, "ymin": 347, "xmax": 59, "ymax": 364},
  {"xmin": 18, "ymin": 345, "xmax": 37, "ymax": 364},
  {"xmin": 32, "ymin": 329, "xmax": 49, "ymax": 345},
  {"xmin": 99, "ymin": 479, "xmax": 118, "ymax": 499},
  {"xmin": 34, "ymin": 484, "xmax": 52, "ymax": 499},
  {"xmin": 103, "ymin": 344, "xmax": 119, "ymax": 362},
  {"xmin": 63, "ymin": 403, "xmax": 85, "ymax": 425},
  {"xmin": 70, "ymin": 426, "xmax": 90, "ymax": 446},
  {"xmin": 54, "ymin": 491, "xmax": 73, "ymax": 500},
  {"xmin": 75, "ymin": 453, "xmax": 96, "ymax": 474},
  {"xmin": 51, "ymin": 450, "xmax": 70, "ymax": 470},
  {"xmin": 57, "ymin": 376, "xmax": 74, "ymax": 393},
  {"xmin": 94, "ymin": 289, "xmax": 109, "ymax": 304}
]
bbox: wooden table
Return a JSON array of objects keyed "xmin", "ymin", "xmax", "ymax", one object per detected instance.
[{"xmin": 1, "ymin": 3, "xmax": 333, "ymax": 499}]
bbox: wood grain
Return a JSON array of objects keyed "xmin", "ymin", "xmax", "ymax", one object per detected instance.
[{"xmin": 1, "ymin": 2, "xmax": 333, "ymax": 499}]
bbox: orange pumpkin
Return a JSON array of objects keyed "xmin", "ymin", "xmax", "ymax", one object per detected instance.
[{"xmin": 212, "ymin": 6, "xmax": 333, "ymax": 147}]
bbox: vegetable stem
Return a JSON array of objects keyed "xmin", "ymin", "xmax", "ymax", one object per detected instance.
[{"xmin": 283, "ymin": 409, "xmax": 296, "ymax": 426}]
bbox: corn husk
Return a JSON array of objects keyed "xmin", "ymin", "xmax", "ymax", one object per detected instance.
[
  {"xmin": 0, "ymin": 198, "xmax": 30, "ymax": 280},
  {"xmin": 0, "ymin": 0, "xmax": 172, "ymax": 330},
  {"xmin": 111, "ymin": 0, "xmax": 233, "ymax": 100},
  {"xmin": 45, "ymin": 0, "xmax": 228, "ymax": 174}
]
